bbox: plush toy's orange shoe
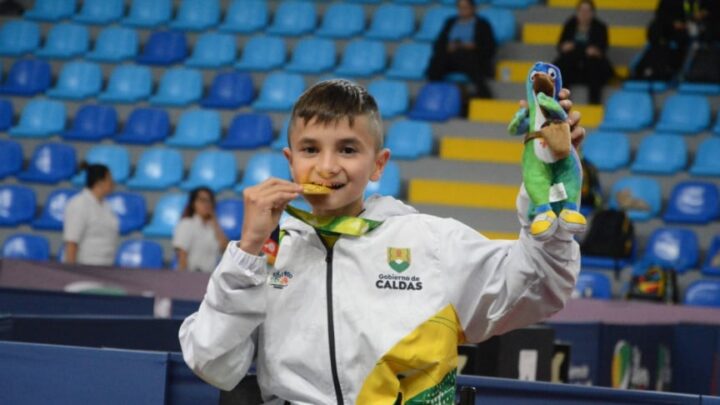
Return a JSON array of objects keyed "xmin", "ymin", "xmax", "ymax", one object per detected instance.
[
  {"xmin": 530, "ymin": 211, "xmax": 558, "ymax": 240},
  {"xmin": 559, "ymin": 209, "xmax": 587, "ymax": 234}
]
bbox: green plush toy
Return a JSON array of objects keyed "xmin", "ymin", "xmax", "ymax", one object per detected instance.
[{"xmin": 507, "ymin": 61, "xmax": 586, "ymax": 240}]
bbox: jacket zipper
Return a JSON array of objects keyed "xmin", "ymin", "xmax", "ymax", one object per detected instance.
[{"xmin": 323, "ymin": 242, "xmax": 344, "ymax": 404}]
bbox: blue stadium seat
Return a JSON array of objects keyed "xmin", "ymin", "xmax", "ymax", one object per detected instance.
[
  {"xmin": 220, "ymin": 0, "xmax": 268, "ymax": 33},
  {"xmin": 386, "ymin": 43, "xmax": 433, "ymax": 80},
  {"xmin": 235, "ymin": 35, "xmax": 286, "ymax": 72},
  {"xmin": 122, "ymin": 0, "xmax": 172, "ymax": 27},
  {"xmin": 180, "ymin": 151, "xmax": 237, "ymax": 193},
  {"xmin": 655, "ymin": 94, "xmax": 710, "ymax": 135},
  {"xmin": 126, "ymin": 148, "xmax": 183, "ymax": 190},
  {"xmin": 365, "ymin": 161, "xmax": 401, "ymax": 198},
  {"xmin": 216, "ymin": 199, "xmax": 244, "ymax": 240},
  {"xmin": 86, "ymin": 27, "xmax": 138, "ymax": 62},
  {"xmin": 99, "ymin": 65, "xmax": 152, "ymax": 103},
  {"xmin": 143, "ymin": 193, "xmax": 188, "ymax": 238},
  {"xmin": 684, "ymin": 279, "xmax": 720, "ymax": 308},
  {"xmin": 25, "ymin": 0, "xmax": 75, "ymax": 21},
  {"xmin": 219, "ymin": 113, "xmax": 273, "ymax": 149},
  {"xmin": 702, "ymin": 235, "xmax": 720, "ymax": 276},
  {"xmin": 0, "ymin": 100, "xmax": 12, "ymax": 131},
  {"xmin": 35, "ymin": 23, "xmax": 88, "ymax": 59},
  {"xmin": 385, "ymin": 120, "xmax": 433, "ymax": 160},
  {"xmin": 115, "ymin": 240, "xmax": 164, "ymax": 269},
  {"xmin": 201, "ymin": 71, "xmax": 254, "ymax": 109},
  {"xmin": 365, "ymin": 4, "xmax": 414, "ymax": 41},
  {"xmin": 0, "ymin": 59, "xmax": 51, "ymax": 96},
  {"xmin": 0, "ymin": 139, "xmax": 22, "ymax": 180},
  {"xmin": 394, "ymin": 0, "xmax": 431, "ymax": 4},
  {"xmin": 73, "ymin": 0, "xmax": 123, "ymax": 24},
  {"xmin": 149, "ymin": 67, "xmax": 202, "ymax": 106},
  {"xmin": 335, "ymin": 40, "xmax": 386, "ymax": 77},
  {"xmin": 71, "ymin": 145, "xmax": 130, "ymax": 185},
  {"xmin": 415, "ymin": 6, "xmax": 456, "ymax": 42},
  {"xmin": 286, "ymin": 38, "xmax": 336, "ymax": 74},
  {"xmin": 477, "ymin": 7, "xmax": 515, "ymax": 44},
  {"xmin": 0, "ymin": 185, "xmax": 36, "ymax": 227},
  {"xmin": 690, "ymin": 138, "xmax": 720, "ymax": 177},
  {"xmin": 349, "ymin": 0, "xmax": 381, "ymax": 3},
  {"xmin": 47, "ymin": 61, "xmax": 102, "ymax": 100},
  {"xmin": 31, "ymin": 188, "xmax": 78, "ymax": 231},
  {"xmin": 170, "ymin": 0, "xmax": 220, "ymax": 31},
  {"xmin": 62, "ymin": 104, "xmax": 117, "ymax": 142},
  {"xmin": 236, "ymin": 152, "xmax": 291, "ymax": 192},
  {"xmin": 368, "ymin": 80, "xmax": 409, "ymax": 119},
  {"xmin": 409, "ymin": 83, "xmax": 461, "ymax": 121},
  {"xmin": 643, "ymin": 227, "xmax": 699, "ymax": 273},
  {"xmin": 185, "ymin": 33, "xmax": 236, "ymax": 68},
  {"xmin": 267, "ymin": 1, "xmax": 317, "ymax": 36},
  {"xmin": 598, "ymin": 90, "xmax": 654, "ymax": 131},
  {"xmin": 0, "ymin": 21, "xmax": 40, "ymax": 56},
  {"xmin": 252, "ymin": 72, "xmax": 305, "ymax": 112},
  {"xmin": 166, "ymin": 109, "xmax": 221, "ymax": 148},
  {"xmin": 316, "ymin": 3, "xmax": 364, "ymax": 39},
  {"xmin": 608, "ymin": 176, "xmax": 661, "ymax": 221},
  {"xmin": 492, "ymin": 0, "xmax": 539, "ymax": 8},
  {"xmin": 270, "ymin": 117, "xmax": 291, "ymax": 150},
  {"xmin": 663, "ymin": 181, "xmax": 720, "ymax": 224},
  {"xmin": 677, "ymin": 82, "xmax": 720, "ymax": 95},
  {"xmin": 582, "ymin": 131, "xmax": 630, "ymax": 171},
  {"xmin": 2, "ymin": 234, "xmax": 50, "ymax": 261},
  {"xmin": 630, "ymin": 133, "xmax": 687, "ymax": 175},
  {"xmin": 106, "ymin": 192, "xmax": 147, "ymax": 235},
  {"xmin": 10, "ymin": 99, "xmax": 65, "ymax": 138},
  {"xmin": 136, "ymin": 31, "xmax": 188, "ymax": 66},
  {"xmin": 574, "ymin": 271, "xmax": 612, "ymax": 299},
  {"xmin": 622, "ymin": 80, "xmax": 670, "ymax": 93},
  {"xmin": 17, "ymin": 143, "xmax": 77, "ymax": 184},
  {"xmin": 115, "ymin": 108, "xmax": 170, "ymax": 145}
]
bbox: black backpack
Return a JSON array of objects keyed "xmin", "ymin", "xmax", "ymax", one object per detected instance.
[
  {"xmin": 684, "ymin": 46, "xmax": 720, "ymax": 83},
  {"xmin": 580, "ymin": 209, "xmax": 634, "ymax": 264},
  {"xmin": 580, "ymin": 158, "xmax": 602, "ymax": 212}
]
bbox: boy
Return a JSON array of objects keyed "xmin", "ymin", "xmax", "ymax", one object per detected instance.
[{"xmin": 180, "ymin": 79, "xmax": 583, "ymax": 404}]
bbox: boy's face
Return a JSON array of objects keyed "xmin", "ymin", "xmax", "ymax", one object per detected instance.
[{"xmin": 284, "ymin": 115, "xmax": 390, "ymax": 218}]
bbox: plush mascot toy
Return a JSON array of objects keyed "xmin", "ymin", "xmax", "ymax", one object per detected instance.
[{"xmin": 508, "ymin": 61, "xmax": 586, "ymax": 240}]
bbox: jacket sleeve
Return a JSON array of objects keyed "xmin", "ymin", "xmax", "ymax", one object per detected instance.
[
  {"xmin": 591, "ymin": 19, "xmax": 609, "ymax": 53},
  {"xmin": 475, "ymin": 17, "xmax": 496, "ymax": 60},
  {"xmin": 557, "ymin": 18, "xmax": 576, "ymax": 52},
  {"xmin": 178, "ymin": 242, "xmax": 268, "ymax": 391},
  {"xmin": 433, "ymin": 18, "xmax": 455, "ymax": 56}
]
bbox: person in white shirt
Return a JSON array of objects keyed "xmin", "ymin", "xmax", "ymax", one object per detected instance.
[{"xmin": 173, "ymin": 186, "xmax": 228, "ymax": 273}]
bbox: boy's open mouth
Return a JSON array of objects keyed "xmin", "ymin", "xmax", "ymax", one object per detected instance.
[{"xmin": 312, "ymin": 182, "xmax": 346, "ymax": 190}]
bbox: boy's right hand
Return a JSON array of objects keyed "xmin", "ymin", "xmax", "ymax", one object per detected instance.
[{"xmin": 238, "ymin": 178, "xmax": 303, "ymax": 256}]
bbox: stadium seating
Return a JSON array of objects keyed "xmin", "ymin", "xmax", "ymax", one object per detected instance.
[
  {"xmin": 684, "ymin": 279, "xmax": 720, "ymax": 308},
  {"xmin": 0, "ymin": 185, "xmax": 36, "ymax": 227},
  {"xmin": 252, "ymin": 72, "xmax": 305, "ymax": 112},
  {"xmin": 115, "ymin": 240, "xmax": 164, "ymax": 269},
  {"xmin": 71, "ymin": 145, "xmax": 131, "ymax": 185},
  {"xmin": 267, "ymin": 1, "xmax": 317, "ymax": 36},
  {"xmin": 385, "ymin": 120, "xmax": 433, "ymax": 160},
  {"xmin": 216, "ymin": 199, "xmax": 244, "ymax": 240},
  {"xmin": 219, "ymin": 113, "xmax": 274, "ymax": 149},
  {"xmin": 106, "ymin": 192, "xmax": 148, "ymax": 235},
  {"xmin": 643, "ymin": 227, "xmax": 699, "ymax": 273},
  {"xmin": 492, "ymin": 0, "xmax": 539, "ymax": 8},
  {"xmin": 415, "ymin": 6, "xmax": 456, "ymax": 42},
  {"xmin": 689, "ymin": 138, "xmax": 720, "ymax": 177},
  {"xmin": 126, "ymin": 148, "xmax": 183, "ymax": 190},
  {"xmin": 386, "ymin": 43, "xmax": 433, "ymax": 80},
  {"xmin": 143, "ymin": 193, "xmax": 188, "ymax": 238},
  {"xmin": 702, "ymin": 235, "xmax": 720, "ymax": 276},
  {"xmin": 478, "ymin": 7, "xmax": 516, "ymax": 44},
  {"xmin": 236, "ymin": 153, "xmax": 292, "ymax": 192},
  {"xmin": 316, "ymin": 3, "xmax": 365, "ymax": 39},
  {"xmin": 655, "ymin": 94, "xmax": 710, "ymax": 135},
  {"xmin": 219, "ymin": 0, "xmax": 268, "ymax": 33},
  {"xmin": 47, "ymin": 61, "xmax": 102, "ymax": 100},
  {"xmin": 677, "ymin": 82, "xmax": 720, "ymax": 95},
  {"xmin": 185, "ymin": 33, "xmax": 236, "ymax": 68},
  {"xmin": 35, "ymin": 23, "xmax": 89, "ymax": 59},
  {"xmin": 170, "ymin": 0, "xmax": 220, "ymax": 31},
  {"xmin": 409, "ymin": 83, "xmax": 461, "ymax": 121},
  {"xmin": 10, "ymin": 99, "xmax": 66, "ymax": 138},
  {"xmin": 598, "ymin": 90, "xmax": 653, "ymax": 131},
  {"xmin": 136, "ymin": 31, "xmax": 188, "ymax": 66},
  {"xmin": 99, "ymin": 65, "xmax": 152, "ymax": 103},
  {"xmin": 235, "ymin": 35, "xmax": 286, "ymax": 72},
  {"xmin": 0, "ymin": 139, "xmax": 22, "ymax": 179},
  {"xmin": 663, "ymin": 181, "xmax": 720, "ymax": 224},
  {"xmin": 201, "ymin": 71, "xmax": 255, "ymax": 109},
  {"xmin": 622, "ymin": 80, "xmax": 670, "ymax": 93},
  {"xmin": 25, "ymin": 0, "xmax": 76, "ymax": 22},
  {"xmin": 0, "ymin": 59, "xmax": 51, "ymax": 96},
  {"xmin": 86, "ymin": 27, "xmax": 138, "ymax": 62},
  {"xmin": 123, "ymin": 0, "xmax": 172, "ymax": 27},
  {"xmin": 2, "ymin": 234, "xmax": 50, "ymax": 261},
  {"xmin": 166, "ymin": 109, "xmax": 222, "ymax": 148},
  {"xmin": 73, "ymin": 0, "xmax": 124, "ymax": 24},
  {"xmin": 368, "ymin": 80, "xmax": 409, "ymax": 118},
  {"xmin": 31, "ymin": 188, "xmax": 78, "ymax": 231},
  {"xmin": 608, "ymin": 176, "xmax": 661, "ymax": 221},
  {"xmin": 180, "ymin": 151, "xmax": 237, "ymax": 193},
  {"xmin": 365, "ymin": 161, "xmax": 402, "ymax": 198},
  {"xmin": 0, "ymin": 21, "xmax": 40, "ymax": 56},
  {"xmin": 0, "ymin": 100, "xmax": 11, "ymax": 131},
  {"xmin": 630, "ymin": 133, "xmax": 687, "ymax": 175},
  {"xmin": 574, "ymin": 271, "xmax": 612, "ymax": 299},
  {"xmin": 62, "ymin": 104, "xmax": 118, "ymax": 142},
  {"xmin": 17, "ymin": 143, "xmax": 77, "ymax": 184},
  {"xmin": 582, "ymin": 131, "xmax": 630, "ymax": 171},
  {"xmin": 335, "ymin": 40, "xmax": 386, "ymax": 77},
  {"xmin": 271, "ymin": 117, "xmax": 291, "ymax": 150},
  {"xmin": 286, "ymin": 38, "xmax": 336, "ymax": 74},
  {"xmin": 115, "ymin": 108, "xmax": 170, "ymax": 145},
  {"xmin": 365, "ymin": 4, "xmax": 415, "ymax": 41},
  {"xmin": 149, "ymin": 67, "xmax": 203, "ymax": 106}
]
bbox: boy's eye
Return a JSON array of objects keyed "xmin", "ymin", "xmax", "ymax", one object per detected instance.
[
  {"xmin": 301, "ymin": 147, "xmax": 318, "ymax": 154},
  {"xmin": 340, "ymin": 147, "xmax": 357, "ymax": 155}
]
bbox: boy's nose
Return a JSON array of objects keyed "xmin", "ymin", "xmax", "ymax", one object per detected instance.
[{"xmin": 316, "ymin": 152, "xmax": 341, "ymax": 177}]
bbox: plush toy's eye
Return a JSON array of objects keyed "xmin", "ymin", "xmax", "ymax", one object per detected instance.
[
  {"xmin": 548, "ymin": 68, "xmax": 557, "ymax": 79},
  {"xmin": 530, "ymin": 72, "xmax": 537, "ymax": 81}
]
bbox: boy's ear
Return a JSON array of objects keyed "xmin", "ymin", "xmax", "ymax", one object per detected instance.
[
  {"xmin": 282, "ymin": 147, "xmax": 295, "ymax": 181},
  {"xmin": 370, "ymin": 148, "xmax": 391, "ymax": 182}
]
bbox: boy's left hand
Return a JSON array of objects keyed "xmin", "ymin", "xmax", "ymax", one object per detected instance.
[{"xmin": 518, "ymin": 88, "xmax": 585, "ymax": 149}]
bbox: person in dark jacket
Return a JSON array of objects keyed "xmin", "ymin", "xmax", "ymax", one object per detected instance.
[
  {"xmin": 427, "ymin": 0, "xmax": 496, "ymax": 98},
  {"xmin": 553, "ymin": 0, "xmax": 614, "ymax": 104}
]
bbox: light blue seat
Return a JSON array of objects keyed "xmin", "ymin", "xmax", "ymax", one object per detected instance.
[
  {"xmin": 185, "ymin": 33, "xmax": 236, "ymax": 68},
  {"xmin": 599, "ymin": 90, "xmax": 654, "ymax": 131},
  {"xmin": 201, "ymin": 71, "xmax": 255, "ymax": 109},
  {"xmin": 219, "ymin": 113, "xmax": 273, "ymax": 149},
  {"xmin": 267, "ymin": 1, "xmax": 317, "ymax": 36},
  {"xmin": 0, "ymin": 20, "xmax": 40, "ymax": 55},
  {"xmin": 574, "ymin": 271, "xmax": 612, "ymax": 299},
  {"xmin": 713, "ymin": 111, "xmax": 720, "ymax": 135},
  {"xmin": 655, "ymin": 94, "xmax": 710, "ymax": 135},
  {"xmin": 286, "ymin": 38, "xmax": 335, "ymax": 74},
  {"xmin": 235, "ymin": 35, "xmax": 286, "ymax": 72},
  {"xmin": 582, "ymin": 131, "xmax": 630, "ymax": 171},
  {"xmin": 73, "ymin": 0, "xmax": 123, "ymax": 24},
  {"xmin": 702, "ymin": 235, "xmax": 720, "ymax": 276},
  {"xmin": 252, "ymin": 72, "xmax": 305, "ymax": 112},
  {"xmin": 492, "ymin": 0, "xmax": 539, "ymax": 8},
  {"xmin": 409, "ymin": 82, "xmax": 461, "ymax": 122},
  {"xmin": 216, "ymin": 199, "xmax": 244, "ymax": 240},
  {"xmin": 365, "ymin": 4, "xmax": 414, "ymax": 41},
  {"xmin": 2, "ymin": 234, "xmax": 50, "ymax": 261},
  {"xmin": 143, "ymin": 194, "xmax": 188, "ymax": 238},
  {"xmin": 387, "ymin": 43, "xmax": 433, "ymax": 80},
  {"xmin": 86, "ymin": 27, "xmax": 138, "ymax": 62},
  {"xmin": 106, "ymin": 192, "xmax": 148, "ymax": 235},
  {"xmin": 630, "ymin": 133, "xmax": 687, "ymax": 175},
  {"xmin": 349, "ymin": 0, "xmax": 381, "ymax": 3},
  {"xmin": 149, "ymin": 68, "xmax": 202, "ymax": 107},
  {"xmin": 643, "ymin": 227, "xmax": 699, "ymax": 273},
  {"xmin": 478, "ymin": 7, "xmax": 515, "ymax": 44},
  {"xmin": 368, "ymin": 80, "xmax": 409, "ymax": 119},
  {"xmin": 235, "ymin": 152, "xmax": 291, "ymax": 192},
  {"xmin": 47, "ymin": 61, "xmax": 102, "ymax": 100},
  {"xmin": 394, "ymin": 0, "xmax": 431, "ymax": 4},
  {"xmin": 365, "ymin": 161, "xmax": 401, "ymax": 198},
  {"xmin": 385, "ymin": 120, "xmax": 433, "ymax": 160},
  {"xmin": 10, "ymin": 99, "xmax": 66, "ymax": 138},
  {"xmin": 62, "ymin": 104, "xmax": 117, "ymax": 142},
  {"xmin": 622, "ymin": 80, "xmax": 670, "ymax": 93},
  {"xmin": 136, "ymin": 31, "xmax": 188, "ymax": 66},
  {"xmin": 25, "ymin": 0, "xmax": 75, "ymax": 21},
  {"xmin": 0, "ymin": 185, "xmax": 36, "ymax": 227},
  {"xmin": 71, "ymin": 145, "xmax": 130, "ymax": 186},
  {"xmin": 17, "ymin": 143, "xmax": 77, "ymax": 184},
  {"xmin": 663, "ymin": 181, "xmax": 720, "ymax": 224},
  {"xmin": 608, "ymin": 176, "xmax": 661, "ymax": 222},
  {"xmin": 316, "ymin": 3, "xmax": 364, "ymax": 39},
  {"xmin": 678, "ymin": 82, "xmax": 720, "ymax": 95},
  {"xmin": 170, "ymin": 0, "xmax": 220, "ymax": 31},
  {"xmin": 122, "ymin": 0, "xmax": 172, "ymax": 27},
  {"xmin": 166, "ymin": 109, "xmax": 221, "ymax": 148},
  {"xmin": 0, "ymin": 100, "xmax": 12, "ymax": 131},
  {"xmin": 115, "ymin": 108, "xmax": 170, "ymax": 145},
  {"xmin": 99, "ymin": 65, "xmax": 152, "ymax": 103},
  {"xmin": 335, "ymin": 40, "xmax": 386, "ymax": 77},
  {"xmin": 271, "ymin": 117, "xmax": 291, "ymax": 150},
  {"xmin": 684, "ymin": 280, "xmax": 720, "ymax": 308},
  {"xmin": 32, "ymin": 188, "xmax": 78, "ymax": 231},
  {"xmin": 0, "ymin": 139, "xmax": 22, "ymax": 179},
  {"xmin": 220, "ymin": 0, "xmax": 268, "ymax": 33},
  {"xmin": 0, "ymin": 59, "xmax": 51, "ymax": 96},
  {"xmin": 415, "ymin": 6, "xmax": 456, "ymax": 42},
  {"xmin": 35, "ymin": 23, "xmax": 88, "ymax": 59},
  {"xmin": 126, "ymin": 148, "xmax": 183, "ymax": 190},
  {"xmin": 115, "ymin": 240, "xmax": 164, "ymax": 269},
  {"xmin": 180, "ymin": 151, "xmax": 237, "ymax": 193},
  {"xmin": 690, "ymin": 138, "xmax": 720, "ymax": 177}
]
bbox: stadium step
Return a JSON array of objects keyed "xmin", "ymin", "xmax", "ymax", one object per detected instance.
[
  {"xmin": 408, "ymin": 179, "xmax": 518, "ymax": 210},
  {"xmin": 496, "ymin": 60, "xmax": 629, "ymax": 83},
  {"xmin": 467, "ymin": 99, "xmax": 604, "ymax": 128},
  {"xmin": 547, "ymin": 0, "xmax": 658, "ymax": 11},
  {"xmin": 522, "ymin": 23, "xmax": 646, "ymax": 48},
  {"xmin": 440, "ymin": 137, "xmax": 522, "ymax": 164}
]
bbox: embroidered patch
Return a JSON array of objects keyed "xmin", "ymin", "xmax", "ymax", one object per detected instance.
[
  {"xmin": 269, "ymin": 270, "xmax": 293, "ymax": 289},
  {"xmin": 387, "ymin": 248, "xmax": 411, "ymax": 273}
]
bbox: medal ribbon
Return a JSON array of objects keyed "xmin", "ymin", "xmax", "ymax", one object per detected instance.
[{"xmin": 285, "ymin": 205, "xmax": 382, "ymax": 236}]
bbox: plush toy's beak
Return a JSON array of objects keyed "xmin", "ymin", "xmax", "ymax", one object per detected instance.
[{"xmin": 532, "ymin": 73, "xmax": 555, "ymax": 97}]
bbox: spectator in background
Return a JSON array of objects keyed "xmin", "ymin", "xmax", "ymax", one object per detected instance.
[
  {"xmin": 553, "ymin": 0, "xmax": 614, "ymax": 104},
  {"xmin": 427, "ymin": 0, "xmax": 496, "ymax": 98},
  {"xmin": 173, "ymin": 187, "xmax": 228, "ymax": 273},
  {"xmin": 63, "ymin": 164, "xmax": 118, "ymax": 266}
]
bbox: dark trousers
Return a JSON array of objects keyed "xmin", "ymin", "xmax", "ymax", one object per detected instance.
[
  {"xmin": 428, "ymin": 49, "xmax": 493, "ymax": 98},
  {"xmin": 553, "ymin": 49, "xmax": 613, "ymax": 104}
]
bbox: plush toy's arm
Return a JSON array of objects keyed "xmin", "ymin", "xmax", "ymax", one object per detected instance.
[
  {"xmin": 537, "ymin": 93, "xmax": 568, "ymax": 122},
  {"xmin": 507, "ymin": 107, "xmax": 530, "ymax": 136}
]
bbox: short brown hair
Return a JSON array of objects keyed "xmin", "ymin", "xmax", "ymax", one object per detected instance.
[{"xmin": 288, "ymin": 79, "xmax": 384, "ymax": 150}]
